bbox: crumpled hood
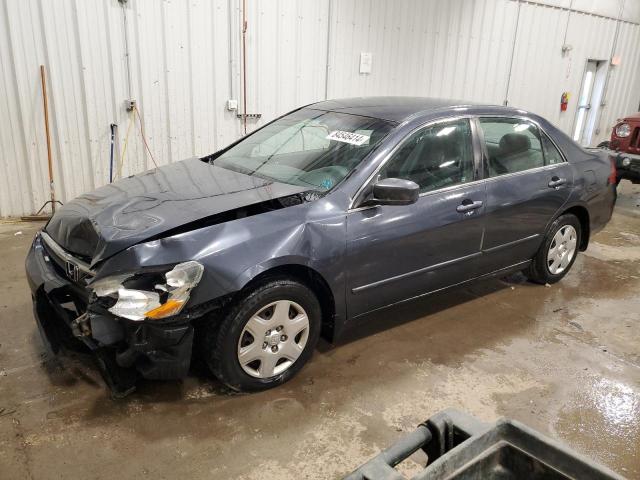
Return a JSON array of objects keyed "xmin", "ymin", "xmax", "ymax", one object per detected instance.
[{"xmin": 45, "ymin": 158, "xmax": 310, "ymax": 265}]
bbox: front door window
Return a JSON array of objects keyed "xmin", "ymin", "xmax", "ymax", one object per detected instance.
[{"xmin": 377, "ymin": 119, "xmax": 475, "ymax": 193}]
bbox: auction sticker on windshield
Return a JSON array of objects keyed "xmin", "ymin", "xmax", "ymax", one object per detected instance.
[{"xmin": 326, "ymin": 130, "xmax": 370, "ymax": 146}]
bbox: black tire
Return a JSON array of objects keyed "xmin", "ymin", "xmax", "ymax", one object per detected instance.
[
  {"xmin": 525, "ymin": 214, "xmax": 581, "ymax": 285},
  {"xmin": 201, "ymin": 278, "xmax": 321, "ymax": 392}
]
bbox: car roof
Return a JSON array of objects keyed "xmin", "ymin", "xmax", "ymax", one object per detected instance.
[{"xmin": 307, "ymin": 96, "xmax": 531, "ymax": 124}]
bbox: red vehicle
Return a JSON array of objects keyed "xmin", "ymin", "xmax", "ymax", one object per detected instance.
[{"xmin": 601, "ymin": 112, "xmax": 640, "ymax": 183}]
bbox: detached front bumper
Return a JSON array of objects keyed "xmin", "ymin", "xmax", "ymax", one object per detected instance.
[
  {"xmin": 25, "ymin": 234, "xmax": 194, "ymax": 396},
  {"xmin": 615, "ymin": 151, "xmax": 640, "ymax": 183}
]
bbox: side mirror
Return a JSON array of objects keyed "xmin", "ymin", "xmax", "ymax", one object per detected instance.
[{"xmin": 369, "ymin": 178, "xmax": 419, "ymax": 206}]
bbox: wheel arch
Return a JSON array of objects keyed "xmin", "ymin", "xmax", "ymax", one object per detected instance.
[
  {"xmin": 557, "ymin": 204, "xmax": 590, "ymax": 251},
  {"xmin": 238, "ymin": 262, "xmax": 338, "ymax": 342}
]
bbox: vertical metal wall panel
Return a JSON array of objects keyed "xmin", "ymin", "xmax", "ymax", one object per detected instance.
[
  {"xmin": 131, "ymin": 0, "xmax": 171, "ymax": 174},
  {"xmin": 596, "ymin": 21, "xmax": 640, "ymax": 143},
  {"xmin": 55, "ymin": 0, "xmax": 96, "ymax": 198},
  {"xmin": 507, "ymin": 2, "xmax": 575, "ymax": 124},
  {"xmin": 462, "ymin": 0, "xmax": 518, "ymax": 103},
  {"xmin": 1, "ymin": 0, "xmax": 640, "ymax": 217},
  {"xmin": 163, "ymin": 0, "xmax": 192, "ymax": 164},
  {"xmin": 326, "ymin": 0, "xmax": 519, "ymax": 103},
  {"xmin": 558, "ymin": 11, "xmax": 618, "ymax": 135},
  {"xmin": 1, "ymin": 0, "xmax": 50, "ymax": 217},
  {"xmin": 188, "ymin": 0, "xmax": 233, "ymax": 157},
  {"xmin": 247, "ymin": 0, "xmax": 329, "ymax": 130},
  {"xmin": 0, "ymin": 1, "xmax": 34, "ymax": 216},
  {"xmin": 326, "ymin": 0, "xmax": 639, "ymax": 140},
  {"xmin": 75, "ymin": 0, "xmax": 120, "ymax": 191}
]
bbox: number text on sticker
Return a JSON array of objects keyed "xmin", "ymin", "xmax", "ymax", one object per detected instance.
[{"xmin": 326, "ymin": 130, "xmax": 370, "ymax": 146}]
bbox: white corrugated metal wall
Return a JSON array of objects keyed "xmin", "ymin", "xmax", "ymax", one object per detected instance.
[
  {"xmin": 325, "ymin": 0, "xmax": 640, "ymax": 134},
  {"xmin": 1, "ymin": 0, "xmax": 639, "ymax": 217}
]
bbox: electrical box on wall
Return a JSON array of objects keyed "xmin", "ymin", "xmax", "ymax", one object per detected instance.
[{"xmin": 359, "ymin": 52, "xmax": 372, "ymax": 74}]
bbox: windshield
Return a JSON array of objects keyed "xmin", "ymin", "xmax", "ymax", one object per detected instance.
[{"xmin": 212, "ymin": 108, "xmax": 395, "ymax": 192}]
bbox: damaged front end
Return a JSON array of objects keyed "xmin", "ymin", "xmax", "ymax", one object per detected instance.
[
  {"xmin": 26, "ymin": 232, "xmax": 211, "ymax": 397},
  {"xmin": 24, "ymin": 156, "xmax": 327, "ymax": 397}
]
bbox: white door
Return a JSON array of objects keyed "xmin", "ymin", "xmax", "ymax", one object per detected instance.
[{"xmin": 573, "ymin": 60, "xmax": 606, "ymax": 146}]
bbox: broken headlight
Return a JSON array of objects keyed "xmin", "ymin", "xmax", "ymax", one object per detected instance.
[{"xmin": 90, "ymin": 261, "xmax": 204, "ymax": 321}]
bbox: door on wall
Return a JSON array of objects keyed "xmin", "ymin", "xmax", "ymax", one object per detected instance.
[{"xmin": 573, "ymin": 60, "xmax": 607, "ymax": 146}]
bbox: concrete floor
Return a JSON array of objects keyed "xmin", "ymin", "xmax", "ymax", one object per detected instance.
[{"xmin": 1, "ymin": 182, "xmax": 639, "ymax": 479}]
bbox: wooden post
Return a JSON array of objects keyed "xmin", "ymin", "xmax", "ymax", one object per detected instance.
[{"xmin": 40, "ymin": 65, "xmax": 56, "ymax": 213}]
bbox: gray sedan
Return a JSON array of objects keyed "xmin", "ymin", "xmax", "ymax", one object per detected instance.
[{"xmin": 26, "ymin": 97, "xmax": 617, "ymax": 395}]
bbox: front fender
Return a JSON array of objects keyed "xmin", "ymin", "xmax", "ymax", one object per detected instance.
[
  {"xmin": 235, "ymin": 254, "xmax": 317, "ymax": 287},
  {"xmin": 94, "ymin": 202, "xmax": 348, "ymax": 327}
]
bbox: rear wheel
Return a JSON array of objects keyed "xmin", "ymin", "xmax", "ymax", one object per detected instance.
[
  {"xmin": 201, "ymin": 278, "xmax": 321, "ymax": 392},
  {"xmin": 525, "ymin": 214, "xmax": 581, "ymax": 284}
]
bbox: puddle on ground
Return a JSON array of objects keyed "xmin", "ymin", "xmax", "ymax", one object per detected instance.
[{"xmin": 555, "ymin": 377, "xmax": 640, "ymax": 478}]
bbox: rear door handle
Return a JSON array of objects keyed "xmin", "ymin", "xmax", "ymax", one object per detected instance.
[
  {"xmin": 548, "ymin": 176, "xmax": 567, "ymax": 188},
  {"xmin": 456, "ymin": 200, "xmax": 483, "ymax": 213}
]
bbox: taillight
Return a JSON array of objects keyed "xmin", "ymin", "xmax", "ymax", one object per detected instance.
[{"xmin": 608, "ymin": 158, "xmax": 617, "ymax": 185}]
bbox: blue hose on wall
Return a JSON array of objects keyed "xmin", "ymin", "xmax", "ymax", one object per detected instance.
[{"xmin": 109, "ymin": 123, "xmax": 117, "ymax": 183}]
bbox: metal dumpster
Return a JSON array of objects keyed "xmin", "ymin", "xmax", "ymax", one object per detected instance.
[{"xmin": 345, "ymin": 409, "xmax": 624, "ymax": 480}]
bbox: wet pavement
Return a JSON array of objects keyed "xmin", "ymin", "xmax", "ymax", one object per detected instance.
[{"xmin": 0, "ymin": 182, "xmax": 639, "ymax": 479}]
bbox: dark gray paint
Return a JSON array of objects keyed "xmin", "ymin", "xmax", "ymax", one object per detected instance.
[
  {"xmin": 346, "ymin": 181, "xmax": 488, "ymax": 318},
  {"xmin": 33, "ymin": 97, "xmax": 616, "ymax": 341},
  {"xmin": 45, "ymin": 160, "xmax": 310, "ymax": 264}
]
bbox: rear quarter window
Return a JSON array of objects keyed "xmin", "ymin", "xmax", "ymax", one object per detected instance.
[{"xmin": 541, "ymin": 133, "xmax": 565, "ymax": 165}]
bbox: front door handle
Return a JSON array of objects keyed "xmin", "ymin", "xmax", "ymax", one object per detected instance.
[
  {"xmin": 456, "ymin": 199, "xmax": 483, "ymax": 213},
  {"xmin": 548, "ymin": 176, "xmax": 567, "ymax": 188}
]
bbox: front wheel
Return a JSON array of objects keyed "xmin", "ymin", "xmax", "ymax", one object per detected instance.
[
  {"xmin": 525, "ymin": 214, "xmax": 581, "ymax": 284},
  {"xmin": 201, "ymin": 278, "xmax": 321, "ymax": 392}
]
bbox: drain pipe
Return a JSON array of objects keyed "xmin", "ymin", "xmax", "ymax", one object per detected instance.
[
  {"xmin": 595, "ymin": 0, "xmax": 625, "ymax": 136},
  {"xmin": 503, "ymin": 0, "xmax": 522, "ymax": 106},
  {"xmin": 561, "ymin": 0, "xmax": 574, "ymax": 81},
  {"xmin": 118, "ymin": 0, "xmax": 134, "ymax": 108},
  {"xmin": 241, "ymin": 0, "xmax": 248, "ymax": 135},
  {"xmin": 324, "ymin": 0, "xmax": 333, "ymax": 100},
  {"xmin": 228, "ymin": 0, "xmax": 237, "ymax": 105}
]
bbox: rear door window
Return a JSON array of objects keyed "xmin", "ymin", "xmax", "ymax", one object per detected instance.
[{"xmin": 478, "ymin": 118, "xmax": 544, "ymax": 177}]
